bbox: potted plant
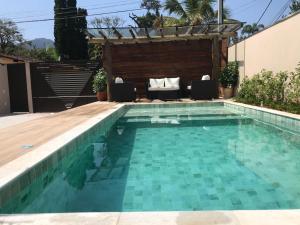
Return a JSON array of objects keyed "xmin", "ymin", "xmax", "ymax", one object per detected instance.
[
  {"xmin": 92, "ymin": 68, "xmax": 107, "ymax": 101},
  {"xmin": 219, "ymin": 61, "xmax": 239, "ymax": 99}
]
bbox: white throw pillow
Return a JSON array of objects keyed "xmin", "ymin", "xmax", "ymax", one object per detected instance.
[
  {"xmin": 165, "ymin": 77, "xmax": 180, "ymax": 89},
  {"xmin": 115, "ymin": 77, "xmax": 123, "ymax": 83},
  {"xmin": 149, "ymin": 78, "xmax": 165, "ymax": 88},
  {"xmin": 201, "ymin": 75, "xmax": 210, "ymax": 80}
]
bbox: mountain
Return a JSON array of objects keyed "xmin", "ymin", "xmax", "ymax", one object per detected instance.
[{"xmin": 29, "ymin": 38, "xmax": 55, "ymax": 49}]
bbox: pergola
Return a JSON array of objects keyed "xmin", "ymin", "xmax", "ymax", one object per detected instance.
[{"xmin": 86, "ymin": 23, "xmax": 242, "ymax": 100}]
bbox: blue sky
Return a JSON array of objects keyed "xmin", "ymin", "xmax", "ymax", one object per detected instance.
[{"xmin": 0, "ymin": 0, "xmax": 291, "ymax": 40}]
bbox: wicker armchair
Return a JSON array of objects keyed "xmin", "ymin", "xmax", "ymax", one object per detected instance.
[
  {"xmin": 110, "ymin": 82, "xmax": 136, "ymax": 102},
  {"xmin": 190, "ymin": 80, "xmax": 218, "ymax": 100}
]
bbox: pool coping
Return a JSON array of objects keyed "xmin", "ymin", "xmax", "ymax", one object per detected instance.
[
  {"xmin": 1, "ymin": 100, "xmax": 300, "ymax": 224},
  {"xmin": 223, "ymin": 100, "xmax": 300, "ymax": 120},
  {"xmin": 0, "ymin": 103, "xmax": 125, "ymax": 190},
  {"xmin": 2, "ymin": 210, "xmax": 300, "ymax": 225}
]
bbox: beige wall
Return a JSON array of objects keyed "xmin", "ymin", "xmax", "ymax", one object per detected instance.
[
  {"xmin": 0, "ymin": 65, "xmax": 10, "ymax": 114},
  {"xmin": 229, "ymin": 12, "xmax": 300, "ymax": 82}
]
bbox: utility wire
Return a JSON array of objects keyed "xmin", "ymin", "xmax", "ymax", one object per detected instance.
[
  {"xmin": 9, "ymin": 1, "xmax": 141, "ymax": 20},
  {"xmin": 13, "ymin": 8, "xmax": 144, "ymax": 24},
  {"xmin": 271, "ymin": 0, "xmax": 291, "ymax": 24},
  {"xmin": 9, "ymin": 1, "xmax": 186, "ymax": 25},
  {"xmin": 0, "ymin": 0, "xmax": 135, "ymax": 17},
  {"xmin": 256, "ymin": 0, "xmax": 273, "ymax": 24},
  {"xmin": 231, "ymin": 0, "xmax": 258, "ymax": 13}
]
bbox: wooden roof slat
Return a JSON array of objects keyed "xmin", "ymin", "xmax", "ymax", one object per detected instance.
[
  {"xmin": 190, "ymin": 26, "xmax": 194, "ymax": 36},
  {"xmin": 112, "ymin": 27, "xmax": 122, "ymax": 39},
  {"xmin": 145, "ymin": 28, "xmax": 150, "ymax": 39},
  {"xmin": 160, "ymin": 28, "xmax": 164, "ymax": 38},
  {"xmin": 175, "ymin": 26, "xmax": 179, "ymax": 37},
  {"xmin": 129, "ymin": 28, "xmax": 136, "ymax": 39},
  {"xmin": 220, "ymin": 25, "xmax": 228, "ymax": 33},
  {"xmin": 98, "ymin": 30, "xmax": 107, "ymax": 39}
]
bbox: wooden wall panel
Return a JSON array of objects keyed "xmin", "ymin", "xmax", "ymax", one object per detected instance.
[
  {"xmin": 220, "ymin": 39, "xmax": 228, "ymax": 69},
  {"xmin": 110, "ymin": 40, "xmax": 214, "ymax": 96}
]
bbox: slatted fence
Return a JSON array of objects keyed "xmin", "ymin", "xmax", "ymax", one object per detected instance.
[{"xmin": 30, "ymin": 61, "xmax": 99, "ymax": 112}]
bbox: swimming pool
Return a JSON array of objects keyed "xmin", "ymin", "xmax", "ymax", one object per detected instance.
[{"xmin": 1, "ymin": 102, "xmax": 300, "ymax": 213}]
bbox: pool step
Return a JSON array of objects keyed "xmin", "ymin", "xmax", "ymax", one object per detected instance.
[
  {"xmin": 116, "ymin": 115, "xmax": 252, "ymax": 127},
  {"xmin": 120, "ymin": 114, "xmax": 246, "ymax": 123},
  {"xmin": 123, "ymin": 109, "xmax": 234, "ymax": 118}
]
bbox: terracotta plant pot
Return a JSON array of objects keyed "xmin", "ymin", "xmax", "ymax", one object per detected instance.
[
  {"xmin": 96, "ymin": 91, "xmax": 107, "ymax": 101},
  {"xmin": 223, "ymin": 87, "xmax": 233, "ymax": 99}
]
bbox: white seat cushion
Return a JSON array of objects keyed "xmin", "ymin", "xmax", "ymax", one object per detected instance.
[
  {"xmin": 165, "ymin": 77, "xmax": 180, "ymax": 89},
  {"xmin": 148, "ymin": 87, "xmax": 179, "ymax": 91},
  {"xmin": 149, "ymin": 78, "xmax": 165, "ymax": 88},
  {"xmin": 201, "ymin": 75, "xmax": 210, "ymax": 80},
  {"xmin": 115, "ymin": 77, "xmax": 123, "ymax": 83}
]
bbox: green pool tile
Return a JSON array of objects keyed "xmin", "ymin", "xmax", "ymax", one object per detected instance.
[{"xmin": 2, "ymin": 103, "xmax": 300, "ymax": 213}]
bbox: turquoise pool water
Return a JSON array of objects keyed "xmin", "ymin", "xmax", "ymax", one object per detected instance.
[{"xmin": 1, "ymin": 104, "xmax": 300, "ymax": 213}]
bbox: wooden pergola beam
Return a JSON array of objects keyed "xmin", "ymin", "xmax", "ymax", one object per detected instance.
[
  {"xmin": 160, "ymin": 28, "xmax": 164, "ymax": 38},
  {"xmin": 129, "ymin": 28, "xmax": 136, "ymax": 39},
  {"xmin": 102, "ymin": 41, "xmax": 113, "ymax": 101},
  {"xmin": 145, "ymin": 27, "xmax": 150, "ymax": 39},
  {"xmin": 98, "ymin": 30, "xmax": 107, "ymax": 40},
  {"xmin": 220, "ymin": 25, "xmax": 228, "ymax": 33},
  {"xmin": 203, "ymin": 25, "xmax": 210, "ymax": 34},
  {"xmin": 112, "ymin": 27, "xmax": 122, "ymax": 39},
  {"xmin": 212, "ymin": 37, "xmax": 220, "ymax": 81},
  {"xmin": 190, "ymin": 26, "xmax": 194, "ymax": 36}
]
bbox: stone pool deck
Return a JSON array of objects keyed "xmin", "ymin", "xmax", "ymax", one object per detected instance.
[
  {"xmin": 2, "ymin": 210, "xmax": 300, "ymax": 225},
  {"xmin": 0, "ymin": 102, "xmax": 116, "ymax": 167}
]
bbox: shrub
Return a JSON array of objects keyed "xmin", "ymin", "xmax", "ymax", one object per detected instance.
[
  {"xmin": 92, "ymin": 68, "xmax": 107, "ymax": 93},
  {"xmin": 236, "ymin": 64, "xmax": 300, "ymax": 114},
  {"xmin": 219, "ymin": 61, "xmax": 239, "ymax": 88},
  {"xmin": 286, "ymin": 63, "xmax": 300, "ymax": 104}
]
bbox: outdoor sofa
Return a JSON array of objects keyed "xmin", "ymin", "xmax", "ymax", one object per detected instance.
[
  {"xmin": 110, "ymin": 77, "xmax": 136, "ymax": 102},
  {"xmin": 146, "ymin": 77, "xmax": 181, "ymax": 100}
]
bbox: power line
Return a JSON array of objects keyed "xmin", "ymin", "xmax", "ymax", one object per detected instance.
[
  {"xmin": 9, "ymin": 1, "xmax": 186, "ymax": 25},
  {"xmin": 271, "ymin": 0, "xmax": 291, "ymax": 24},
  {"xmin": 231, "ymin": 0, "xmax": 259, "ymax": 13},
  {"xmin": 0, "ymin": 0, "xmax": 134, "ymax": 17},
  {"xmin": 13, "ymin": 8, "xmax": 144, "ymax": 24},
  {"xmin": 8, "ymin": 1, "xmax": 141, "ymax": 20},
  {"xmin": 256, "ymin": 0, "xmax": 273, "ymax": 24}
]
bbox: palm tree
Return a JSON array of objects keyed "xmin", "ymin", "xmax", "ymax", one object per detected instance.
[
  {"xmin": 164, "ymin": 0, "xmax": 230, "ymax": 25},
  {"xmin": 241, "ymin": 23, "xmax": 264, "ymax": 38},
  {"xmin": 290, "ymin": 0, "xmax": 300, "ymax": 13}
]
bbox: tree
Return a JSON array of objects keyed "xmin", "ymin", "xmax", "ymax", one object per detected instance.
[
  {"xmin": 141, "ymin": 0, "xmax": 161, "ymax": 17},
  {"xmin": 0, "ymin": 19, "xmax": 24, "ymax": 54},
  {"xmin": 130, "ymin": 0, "xmax": 162, "ymax": 27},
  {"xmin": 54, "ymin": 0, "xmax": 67, "ymax": 58},
  {"xmin": 90, "ymin": 16, "xmax": 125, "ymax": 29},
  {"xmin": 164, "ymin": 0, "xmax": 230, "ymax": 25},
  {"xmin": 290, "ymin": 0, "xmax": 300, "ymax": 13},
  {"xmin": 72, "ymin": 8, "xmax": 88, "ymax": 59},
  {"xmin": 15, "ymin": 47, "xmax": 59, "ymax": 61},
  {"xmin": 241, "ymin": 23, "xmax": 264, "ymax": 38},
  {"xmin": 88, "ymin": 16, "xmax": 124, "ymax": 60},
  {"xmin": 54, "ymin": 0, "xmax": 88, "ymax": 60}
]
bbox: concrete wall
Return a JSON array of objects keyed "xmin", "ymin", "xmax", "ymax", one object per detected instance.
[
  {"xmin": 0, "ymin": 65, "xmax": 10, "ymax": 114},
  {"xmin": 229, "ymin": 12, "xmax": 300, "ymax": 82}
]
